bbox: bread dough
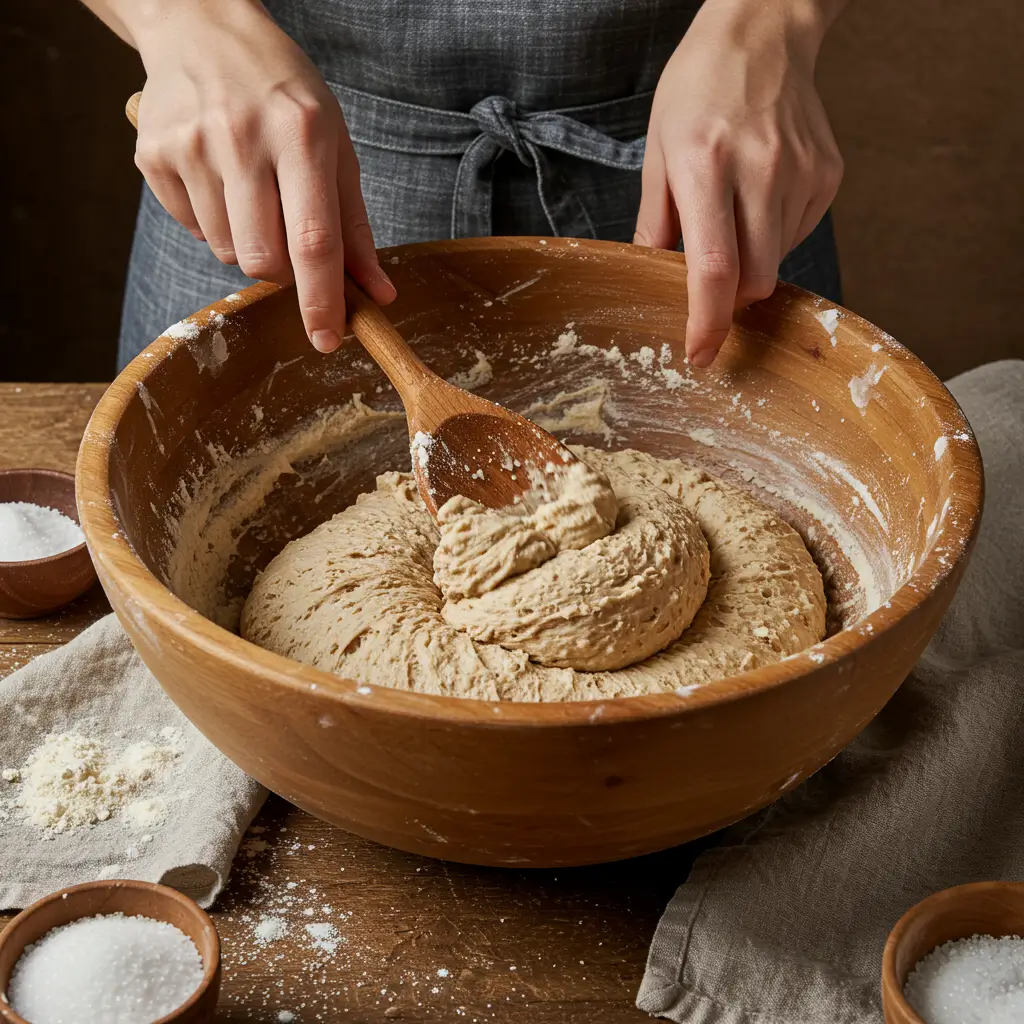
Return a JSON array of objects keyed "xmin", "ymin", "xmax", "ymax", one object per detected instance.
[
  {"xmin": 434, "ymin": 459, "xmax": 710, "ymax": 670},
  {"xmin": 241, "ymin": 447, "xmax": 827, "ymax": 702}
]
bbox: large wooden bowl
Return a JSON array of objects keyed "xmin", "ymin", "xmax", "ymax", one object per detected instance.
[{"xmin": 75, "ymin": 238, "xmax": 982, "ymax": 867}]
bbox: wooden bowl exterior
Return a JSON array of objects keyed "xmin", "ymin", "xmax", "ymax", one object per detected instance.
[
  {"xmin": 0, "ymin": 469, "xmax": 97, "ymax": 618},
  {"xmin": 0, "ymin": 879, "xmax": 220, "ymax": 1023},
  {"xmin": 881, "ymin": 881, "xmax": 1024, "ymax": 1023},
  {"xmin": 75, "ymin": 237, "xmax": 983, "ymax": 867}
]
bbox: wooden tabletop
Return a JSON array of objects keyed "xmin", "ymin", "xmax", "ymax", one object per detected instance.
[{"xmin": 0, "ymin": 383, "xmax": 705, "ymax": 1023}]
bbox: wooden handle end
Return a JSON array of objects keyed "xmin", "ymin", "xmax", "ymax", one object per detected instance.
[{"xmin": 125, "ymin": 92, "xmax": 142, "ymax": 130}]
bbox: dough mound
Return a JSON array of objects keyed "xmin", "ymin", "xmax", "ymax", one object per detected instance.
[
  {"xmin": 436, "ymin": 462, "xmax": 710, "ymax": 670},
  {"xmin": 432, "ymin": 460, "xmax": 620, "ymax": 602},
  {"xmin": 241, "ymin": 447, "xmax": 827, "ymax": 702}
]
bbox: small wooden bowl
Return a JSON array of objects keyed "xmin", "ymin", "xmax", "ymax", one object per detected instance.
[
  {"xmin": 0, "ymin": 879, "xmax": 220, "ymax": 1023},
  {"xmin": 0, "ymin": 469, "xmax": 97, "ymax": 618},
  {"xmin": 882, "ymin": 881, "xmax": 1024, "ymax": 1023}
]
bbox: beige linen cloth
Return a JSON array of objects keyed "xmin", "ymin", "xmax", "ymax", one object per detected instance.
[
  {"xmin": 638, "ymin": 359, "xmax": 1024, "ymax": 1023},
  {"xmin": 0, "ymin": 616, "xmax": 266, "ymax": 909}
]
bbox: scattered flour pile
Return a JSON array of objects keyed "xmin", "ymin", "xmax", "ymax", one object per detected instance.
[{"xmin": 4, "ymin": 726, "xmax": 183, "ymax": 835}]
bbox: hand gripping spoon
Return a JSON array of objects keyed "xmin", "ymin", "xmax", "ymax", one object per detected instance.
[{"xmin": 124, "ymin": 92, "xmax": 584, "ymax": 518}]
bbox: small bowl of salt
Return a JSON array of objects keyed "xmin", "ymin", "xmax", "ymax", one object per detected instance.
[
  {"xmin": 0, "ymin": 469, "xmax": 97, "ymax": 618},
  {"xmin": 0, "ymin": 878, "xmax": 220, "ymax": 1024},
  {"xmin": 882, "ymin": 881, "xmax": 1024, "ymax": 1024}
]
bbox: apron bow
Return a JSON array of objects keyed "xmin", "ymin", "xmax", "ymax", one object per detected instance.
[{"xmin": 332, "ymin": 82, "xmax": 651, "ymax": 239}]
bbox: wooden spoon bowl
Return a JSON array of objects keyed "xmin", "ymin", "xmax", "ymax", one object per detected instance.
[
  {"xmin": 75, "ymin": 237, "xmax": 982, "ymax": 867},
  {"xmin": 881, "ymin": 882, "xmax": 1024, "ymax": 1023},
  {"xmin": 0, "ymin": 469, "xmax": 97, "ymax": 619},
  {"xmin": 0, "ymin": 879, "xmax": 220, "ymax": 1023}
]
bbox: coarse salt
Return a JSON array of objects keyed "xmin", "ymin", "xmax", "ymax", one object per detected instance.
[
  {"xmin": 6, "ymin": 912, "xmax": 203, "ymax": 1024},
  {"xmin": 0, "ymin": 502, "xmax": 84, "ymax": 561},
  {"xmin": 904, "ymin": 933, "xmax": 1024, "ymax": 1024}
]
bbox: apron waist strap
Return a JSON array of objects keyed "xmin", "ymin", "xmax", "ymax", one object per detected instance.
[{"xmin": 329, "ymin": 82, "xmax": 650, "ymax": 238}]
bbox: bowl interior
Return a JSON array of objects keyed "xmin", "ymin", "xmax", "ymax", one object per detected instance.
[
  {"xmin": 0, "ymin": 470, "xmax": 84, "ymax": 566},
  {"xmin": 100, "ymin": 238, "xmax": 975, "ymax": 661},
  {"xmin": 0, "ymin": 880, "xmax": 218, "ymax": 1023},
  {"xmin": 884, "ymin": 882, "xmax": 1024, "ymax": 1020}
]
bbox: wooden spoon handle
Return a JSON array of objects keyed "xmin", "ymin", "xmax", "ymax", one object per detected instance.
[
  {"xmin": 126, "ymin": 91, "xmax": 141, "ymax": 129},
  {"xmin": 123, "ymin": 89, "xmax": 433, "ymax": 403},
  {"xmin": 343, "ymin": 278, "xmax": 433, "ymax": 397}
]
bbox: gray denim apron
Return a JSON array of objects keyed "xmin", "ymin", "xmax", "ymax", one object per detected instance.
[{"xmin": 117, "ymin": 0, "xmax": 840, "ymax": 367}]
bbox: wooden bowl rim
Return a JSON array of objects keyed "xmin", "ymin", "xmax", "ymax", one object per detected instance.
[
  {"xmin": 75, "ymin": 236, "xmax": 984, "ymax": 728},
  {"xmin": 880, "ymin": 880, "xmax": 1024, "ymax": 1024},
  {"xmin": 0, "ymin": 468, "xmax": 89, "ymax": 569},
  {"xmin": 0, "ymin": 878, "xmax": 220, "ymax": 1024}
]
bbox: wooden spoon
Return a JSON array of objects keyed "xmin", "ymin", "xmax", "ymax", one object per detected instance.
[{"xmin": 124, "ymin": 92, "xmax": 583, "ymax": 518}]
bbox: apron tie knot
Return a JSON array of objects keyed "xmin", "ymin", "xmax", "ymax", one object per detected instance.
[
  {"xmin": 470, "ymin": 95, "xmax": 532, "ymax": 166},
  {"xmin": 330, "ymin": 82, "xmax": 651, "ymax": 240}
]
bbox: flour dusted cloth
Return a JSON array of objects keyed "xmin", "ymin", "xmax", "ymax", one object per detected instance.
[
  {"xmin": 0, "ymin": 615, "xmax": 266, "ymax": 909},
  {"xmin": 638, "ymin": 359, "xmax": 1024, "ymax": 1024}
]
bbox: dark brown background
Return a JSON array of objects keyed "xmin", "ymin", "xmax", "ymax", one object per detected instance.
[{"xmin": 2, "ymin": 0, "xmax": 1021, "ymax": 383}]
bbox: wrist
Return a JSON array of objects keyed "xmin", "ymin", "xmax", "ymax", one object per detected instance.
[
  {"xmin": 697, "ymin": 0, "xmax": 844, "ymax": 70},
  {"xmin": 123, "ymin": 0, "xmax": 268, "ymax": 56}
]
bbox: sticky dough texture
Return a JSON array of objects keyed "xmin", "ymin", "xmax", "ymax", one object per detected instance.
[
  {"xmin": 241, "ymin": 447, "xmax": 826, "ymax": 701},
  {"xmin": 433, "ymin": 460, "xmax": 710, "ymax": 670}
]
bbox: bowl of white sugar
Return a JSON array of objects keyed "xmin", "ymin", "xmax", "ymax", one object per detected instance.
[
  {"xmin": 882, "ymin": 881, "xmax": 1024, "ymax": 1024},
  {"xmin": 0, "ymin": 469, "xmax": 96, "ymax": 618},
  {"xmin": 0, "ymin": 878, "xmax": 220, "ymax": 1024}
]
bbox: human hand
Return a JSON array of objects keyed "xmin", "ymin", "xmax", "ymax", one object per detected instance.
[
  {"xmin": 635, "ymin": 0, "xmax": 845, "ymax": 367},
  {"xmin": 129, "ymin": 0, "xmax": 395, "ymax": 352}
]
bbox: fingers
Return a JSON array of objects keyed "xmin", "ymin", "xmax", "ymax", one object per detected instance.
[
  {"xmin": 674, "ymin": 164, "xmax": 740, "ymax": 368},
  {"xmin": 180, "ymin": 167, "xmax": 236, "ymax": 264},
  {"xmin": 633, "ymin": 144, "xmax": 681, "ymax": 250},
  {"xmin": 783, "ymin": 140, "xmax": 843, "ymax": 257},
  {"xmin": 134, "ymin": 143, "xmax": 204, "ymax": 241},
  {"xmin": 276, "ymin": 105, "xmax": 346, "ymax": 353},
  {"xmin": 734, "ymin": 185, "xmax": 782, "ymax": 310},
  {"xmin": 222, "ymin": 163, "xmax": 291, "ymax": 283},
  {"xmin": 336, "ymin": 127, "xmax": 395, "ymax": 306}
]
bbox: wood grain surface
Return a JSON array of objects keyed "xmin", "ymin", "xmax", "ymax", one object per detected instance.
[{"xmin": 0, "ymin": 382, "xmax": 688, "ymax": 1022}]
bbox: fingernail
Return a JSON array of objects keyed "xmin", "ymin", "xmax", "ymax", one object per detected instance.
[
  {"xmin": 374, "ymin": 264, "xmax": 396, "ymax": 292},
  {"xmin": 311, "ymin": 329, "xmax": 340, "ymax": 353},
  {"xmin": 689, "ymin": 346, "xmax": 717, "ymax": 369}
]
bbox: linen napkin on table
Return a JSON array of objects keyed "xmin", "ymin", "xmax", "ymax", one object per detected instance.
[
  {"xmin": 0, "ymin": 615, "xmax": 267, "ymax": 910},
  {"xmin": 638, "ymin": 358, "xmax": 1024, "ymax": 1024}
]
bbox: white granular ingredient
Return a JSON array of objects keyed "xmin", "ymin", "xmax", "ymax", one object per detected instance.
[
  {"xmin": 278, "ymin": 1013, "xmax": 296, "ymax": 1023},
  {"xmin": 305, "ymin": 922, "xmax": 341, "ymax": 953},
  {"xmin": 448, "ymin": 350, "xmax": 493, "ymax": 391},
  {"xmin": 814, "ymin": 307, "xmax": 840, "ymax": 346},
  {"xmin": 13, "ymin": 729, "xmax": 182, "ymax": 834},
  {"xmin": 410, "ymin": 431, "xmax": 433, "ymax": 469},
  {"xmin": 7, "ymin": 912, "xmax": 203, "ymax": 1024},
  {"xmin": 255, "ymin": 916, "xmax": 289, "ymax": 943},
  {"xmin": 551, "ymin": 327, "xmax": 579, "ymax": 356},
  {"xmin": 163, "ymin": 318, "xmax": 201, "ymax": 340},
  {"xmin": 904, "ymin": 933, "xmax": 1024, "ymax": 1024},
  {"xmin": 934, "ymin": 435, "xmax": 948, "ymax": 460},
  {"xmin": 125, "ymin": 796, "xmax": 169, "ymax": 829},
  {"xmin": 0, "ymin": 502, "xmax": 85, "ymax": 561},
  {"xmin": 848, "ymin": 363, "xmax": 887, "ymax": 411}
]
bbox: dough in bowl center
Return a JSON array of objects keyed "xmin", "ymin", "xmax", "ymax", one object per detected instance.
[{"xmin": 241, "ymin": 442, "xmax": 827, "ymax": 700}]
